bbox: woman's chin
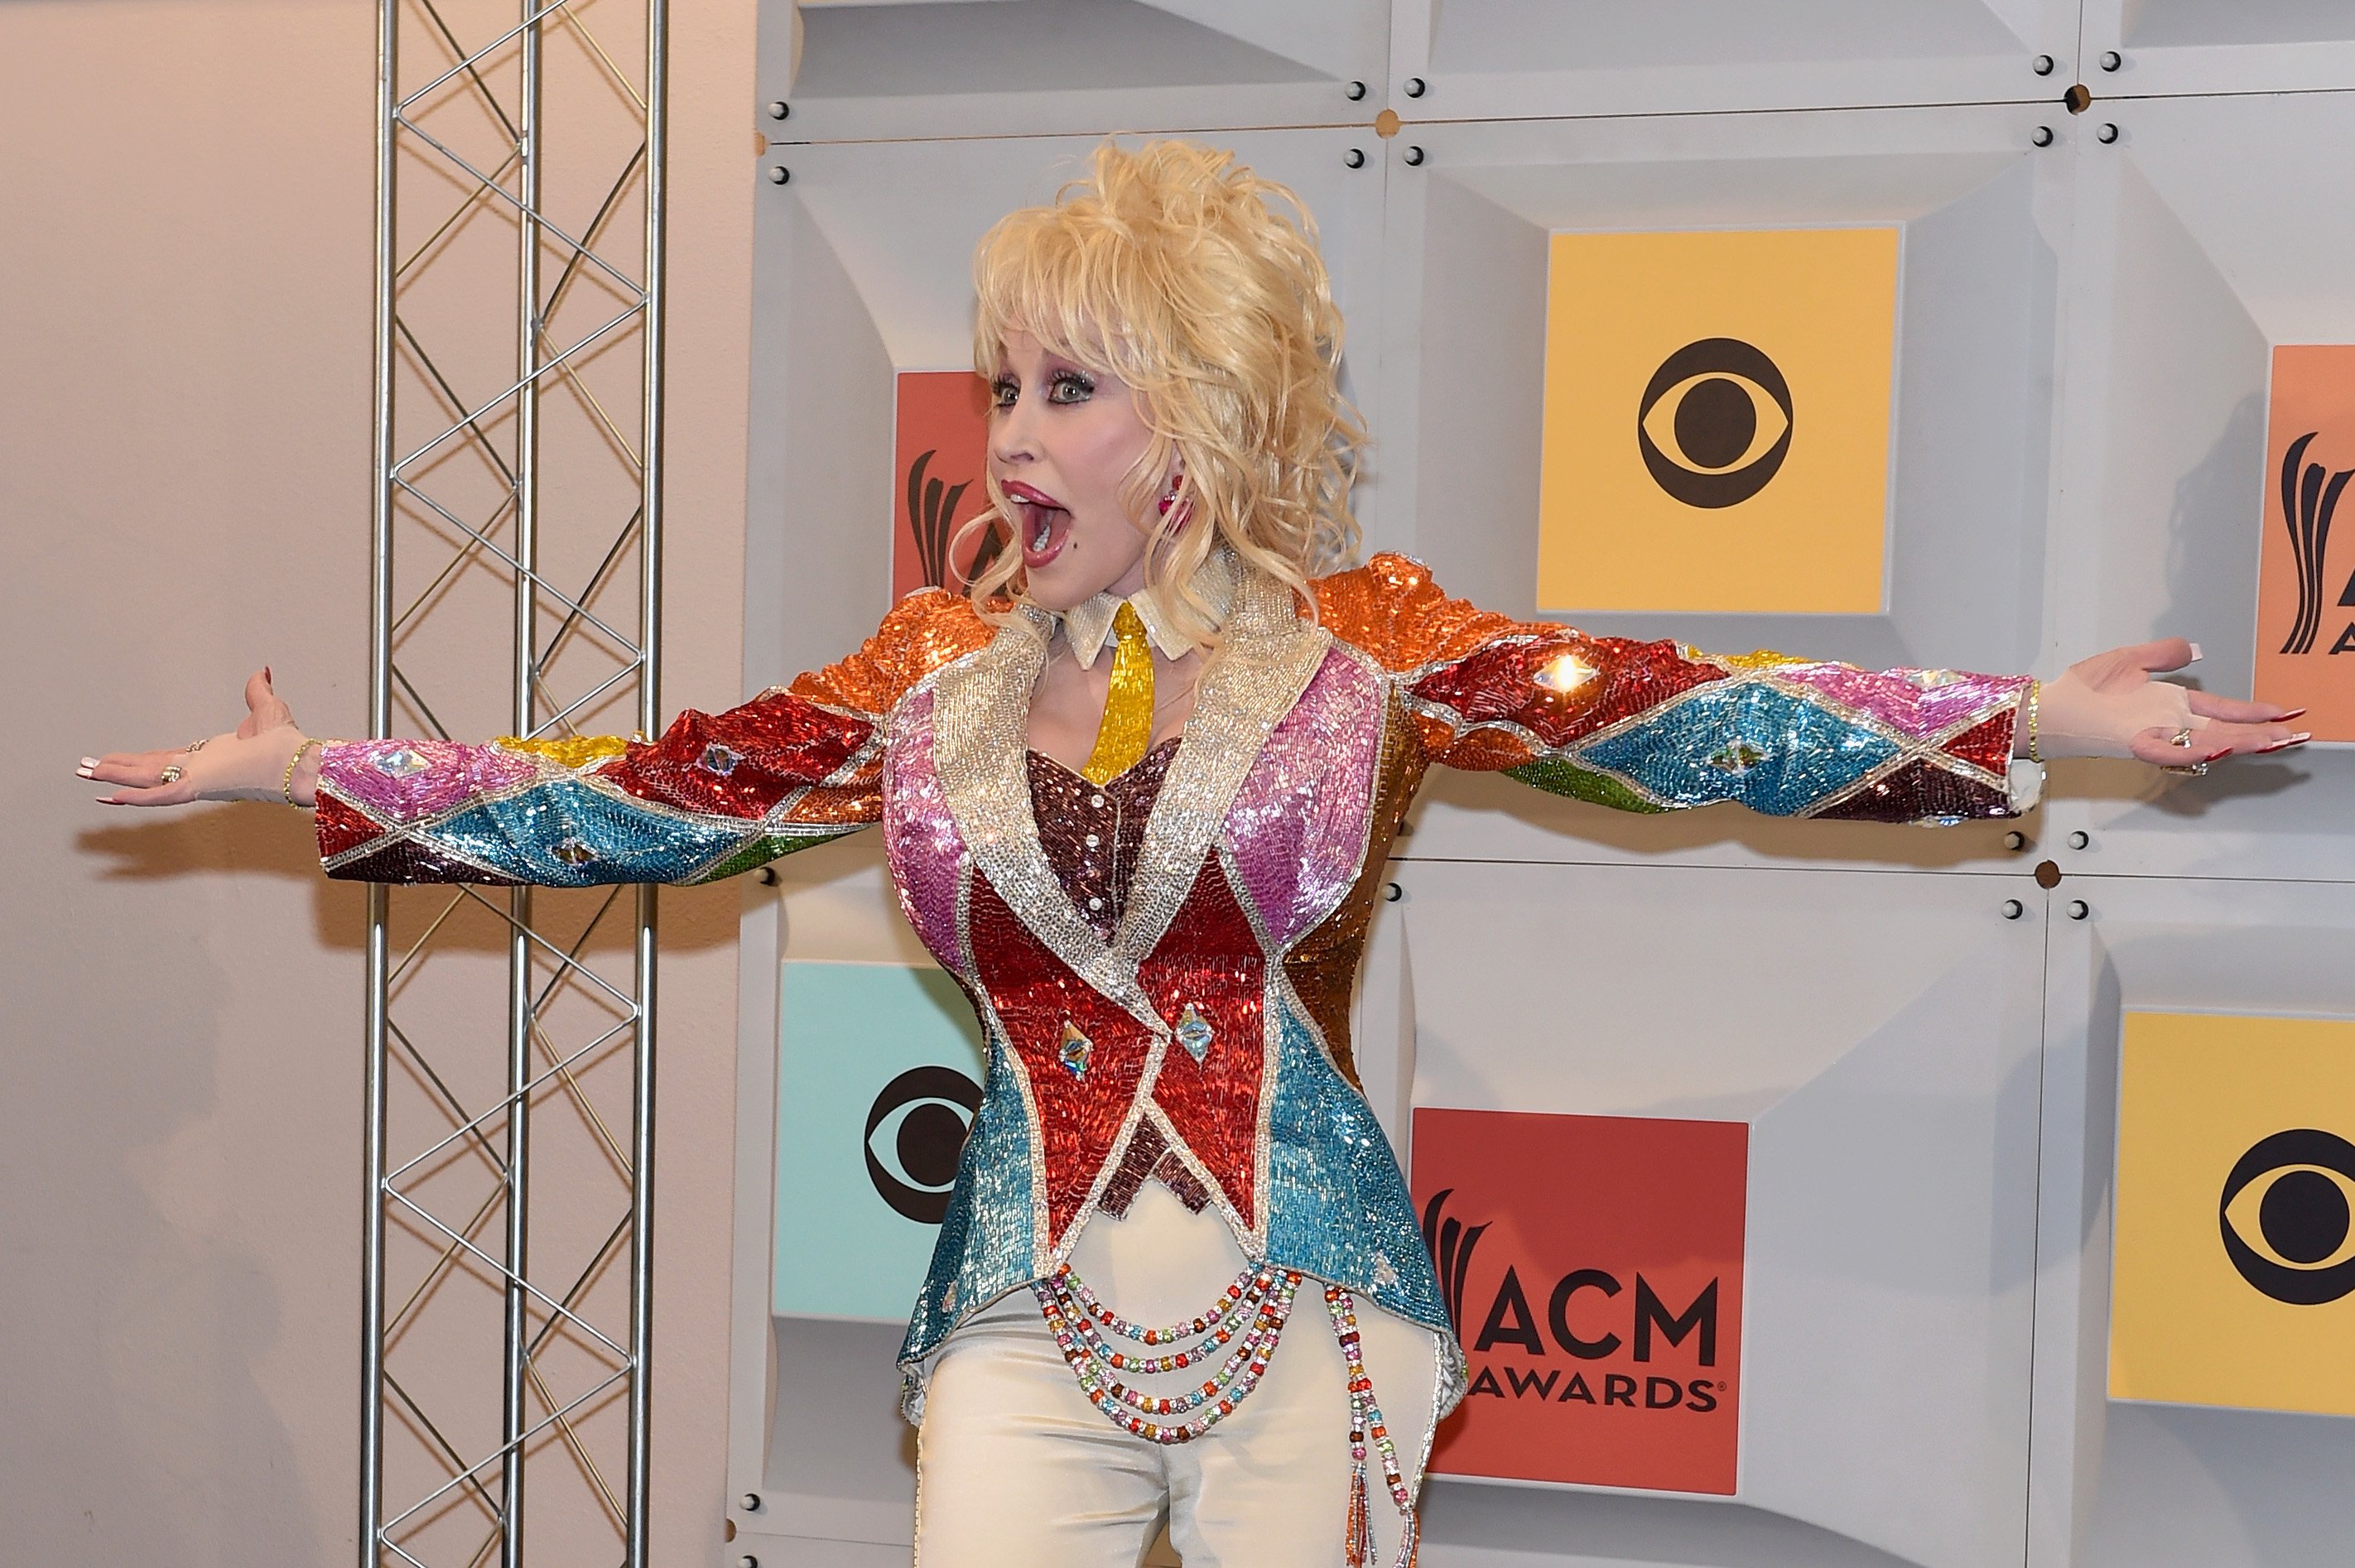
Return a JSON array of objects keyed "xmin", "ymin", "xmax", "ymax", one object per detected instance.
[
  {"xmin": 1023, "ymin": 556, "xmax": 1139, "ymax": 613},
  {"xmin": 1023, "ymin": 576, "xmax": 1097, "ymax": 613}
]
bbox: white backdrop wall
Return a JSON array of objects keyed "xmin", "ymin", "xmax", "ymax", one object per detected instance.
[
  {"xmin": 732, "ymin": 5, "xmax": 2355, "ymax": 1567},
  {"xmin": 1, "ymin": 2, "xmax": 762, "ymax": 1563}
]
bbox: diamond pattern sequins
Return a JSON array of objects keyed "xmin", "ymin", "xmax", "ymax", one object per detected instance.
[
  {"xmin": 1058, "ymin": 1021, "xmax": 1094, "ymax": 1079},
  {"xmin": 320, "ymin": 738, "xmax": 537, "ymax": 828},
  {"xmin": 1578, "ymin": 682, "xmax": 1898, "ymax": 813},
  {"xmin": 1174, "ymin": 1003, "xmax": 1215, "ymax": 1063}
]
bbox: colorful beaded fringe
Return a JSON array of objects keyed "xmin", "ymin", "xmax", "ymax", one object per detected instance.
[
  {"xmin": 1035, "ymin": 1262, "xmax": 1299, "ymax": 1441},
  {"xmin": 1033, "ymin": 1264, "xmax": 1425, "ymax": 1563}
]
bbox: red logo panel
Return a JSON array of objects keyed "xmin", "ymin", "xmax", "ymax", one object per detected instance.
[
  {"xmin": 1412, "ymin": 1109, "xmax": 1748, "ymax": 1494},
  {"xmin": 2255, "ymin": 344, "xmax": 2355, "ymax": 740},
  {"xmin": 892, "ymin": 371, "xmax": 1002, "ymax": 603}
]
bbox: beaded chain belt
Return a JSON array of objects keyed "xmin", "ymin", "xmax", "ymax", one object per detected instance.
[{"xmin": 1033, "ymin": 1261, "xmax": 1421, "ymax": 1566}]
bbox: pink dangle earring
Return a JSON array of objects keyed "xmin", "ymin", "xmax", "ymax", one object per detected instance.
[{"xmin": 1156, "ymin": 470, "xmax": 1192, "ymax": 531}]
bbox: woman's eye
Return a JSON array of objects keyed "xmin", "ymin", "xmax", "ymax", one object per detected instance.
[
  {"xmin": 990, "ymin": 379, "xmax": 1019, "ymax": 409},
  {"xmin": 1047, "ymin": 373, "xmax": 1094, "ymax": 404}
]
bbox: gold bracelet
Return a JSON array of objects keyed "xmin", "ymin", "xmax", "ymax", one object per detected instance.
[
  {"xmin": 2025, "ymin": 681, "xmax": 2041, "ymax": 764},
  {"xmin": 282, "ymin": 738, "xmax": 324, "ymax": 806}
]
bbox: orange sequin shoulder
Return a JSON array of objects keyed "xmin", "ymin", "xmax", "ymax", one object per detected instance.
[
  {"xmin": 1308, "ymin": 552, "xmax": 1548, "ymax": 672},
  {"xmin": 786, "ymin": 589, "xmax": 997, "ymax": 718}
]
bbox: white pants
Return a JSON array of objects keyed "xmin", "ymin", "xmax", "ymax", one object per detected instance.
[{"xmin": 913, "ymin": 1184, "xmax": 1444, "ymax": 1566}]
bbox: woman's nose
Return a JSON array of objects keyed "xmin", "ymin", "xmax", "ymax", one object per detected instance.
[{"xmin": 991, "ymin": 402, "xmax": 1038, "ymax": 464}]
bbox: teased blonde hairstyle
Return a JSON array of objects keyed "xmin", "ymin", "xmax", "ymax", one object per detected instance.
[{"xmin": 962, "ymin": 139, "xmax": 1365, "ymax": 644}]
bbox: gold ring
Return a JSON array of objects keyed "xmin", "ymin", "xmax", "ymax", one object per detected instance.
[
  {"xmin": 185, "ymin": 737, "xmax": 209, "ymax": 753},
  {"xmin": 158, "ymin": 764, "xmax": 185, "ymax": 785},
  {"xmin": 2170, "ymin": 727, "xmax": 2195, "ymax": 748}
]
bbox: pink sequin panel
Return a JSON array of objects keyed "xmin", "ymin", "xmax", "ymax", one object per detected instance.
[
  {"xmin": 882, "ymin": 688, "xmax": 969, "ymax": 969},
  {"xmin": 320, "ymin": 739, "xmax": 537, "ymax": 825},
  {"xmin": 1774, "ymin": 665, "xmax": 2029, "ymax": 740},
  {"xmin": 1224, "ymin": 648, "xmax": 1381, "ymax": 952}
]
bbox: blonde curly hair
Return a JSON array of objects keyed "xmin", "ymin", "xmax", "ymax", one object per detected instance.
[{"xmin": 961, "ymin": 139, "xmax": 1365, "ymax": 643}]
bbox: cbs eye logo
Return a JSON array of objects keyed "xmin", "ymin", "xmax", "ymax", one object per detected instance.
[
  {"xmin": 864, "ymin": 1065, "xmax": 981, "ymax": 1224},
  {"xmin": 1635, "ymin": 338, "xmax": 1794, "ymax": 510},
  {"xmin": 2218, "ymin": 1128, "xmax": 2355, "ymax": 1305}
]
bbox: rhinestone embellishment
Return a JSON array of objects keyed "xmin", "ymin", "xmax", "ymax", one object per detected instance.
[
  {"xmin": 1174, "ymin": 1003, "xmax": 1215, "ymax": 1063},
  {"xmin": 552, "ymin": 837, "xmax": 596, "ymax": 866},
  {"xmin": 1706, "ymin": 738, "xmax": 1767, "ymax": 774},
  {"xmin": 373, "ymin": 747, "xmax": 430, "ymax": 777},
  {"xmin": 698, "ymin": 742, "xmax": 739, "ymax": 776},
  {"xmin": 1058, "ymin": 1021, "xmax": 1093, "ymax": 1079}
]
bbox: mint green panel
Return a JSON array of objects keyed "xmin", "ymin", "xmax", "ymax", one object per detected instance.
[{"xmin": 774, "ymin": 960, "xmax": 987, "ymax": 1322}]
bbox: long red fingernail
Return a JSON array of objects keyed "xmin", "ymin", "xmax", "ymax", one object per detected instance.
[
  {"xmin": 2205, "ymin": 748, "xmax": 2233, "ymax": 762},
  {"xmin": 2277, "ymin": 708, "xmax": 2306, "ymax": 720}
]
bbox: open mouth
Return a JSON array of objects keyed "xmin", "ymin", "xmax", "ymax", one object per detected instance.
[{"xmin": 1004, "ymin": 481, "xmax": 1072, "ymax": 568}]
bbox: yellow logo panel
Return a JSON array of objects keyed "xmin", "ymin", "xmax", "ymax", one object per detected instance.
[
  {"xmin": 1537, "ymin": 228, "xmax": 1899, "ymax": 615},
  {"xmin": 2112, "ymin": 1012, "xmax": 2355, "ymax": 1416}
]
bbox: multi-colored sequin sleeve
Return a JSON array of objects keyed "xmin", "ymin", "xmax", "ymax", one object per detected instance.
[
  {"xmin": 314, "ymin": 589, "xmax": 995, "ymax": 884},
  {"xmin": 1313, "ymin": 554, "xmax": 2038, "ymax": 824}
]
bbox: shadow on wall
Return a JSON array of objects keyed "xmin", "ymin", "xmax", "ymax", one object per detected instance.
[
  {"xmin": 6, "ymin": 802, "xmax": 331, "ymax": 1562},
  {"xmin": 1420, "ymin": 1478, "xmax": 1916, "ymax": 1567}
]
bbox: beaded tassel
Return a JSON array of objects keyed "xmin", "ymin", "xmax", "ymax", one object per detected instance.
[
  {"xmin": 1345, "ymin": 1465, "xmax": 1375, "ymax": 1567},
  {"xmin": 1328, "ymin": 1285, "xmax": 1419, "ymax": 1568}
]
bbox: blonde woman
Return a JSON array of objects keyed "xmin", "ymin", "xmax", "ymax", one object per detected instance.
[{"xmin": 84, "ymin": 142, "xmax": 2304, "ymax": 1565}]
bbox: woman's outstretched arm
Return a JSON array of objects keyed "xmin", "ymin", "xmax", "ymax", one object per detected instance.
[
  {"xmin": 78, "ymin": 589, "xmax": 995, "ymax": 883},
  {"xmin": 1316, "ymin": 555, "xmax": 2306, "ymax": 824}
]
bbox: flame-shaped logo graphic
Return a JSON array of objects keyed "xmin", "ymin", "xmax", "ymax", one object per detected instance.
[
  {"xmin": 2278, "ymin": 430, "xmax": 2355, "ymax": 657},
  {"xmin": 904, "ymin": 448, "xmax": 970, "ymax": 592},
  {"xmin": 1419, "ymin": 1186, "xmax": 1489, "ymax": 1335}
]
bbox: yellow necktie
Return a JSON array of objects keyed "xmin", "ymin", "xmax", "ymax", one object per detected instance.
[{"xmin": 1081, "ymin": 602, "xmax": 1155, "ymax": 785}]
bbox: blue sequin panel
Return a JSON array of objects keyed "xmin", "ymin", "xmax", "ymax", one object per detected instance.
[
  {"xmin": 1575, "ymin": 680, "xmax": 1900, "ymax": 815},
  {"xmin": 1262, "ymin": 1009, "xmax": 1452, "ymax": 1340},
  {"xmin": 426, "ymin": 777, "xmax": 760, "ymax": 886},
  {"xmin": 898, "ymin": 1029, "xmax": 1039, "ymax": 1365}
]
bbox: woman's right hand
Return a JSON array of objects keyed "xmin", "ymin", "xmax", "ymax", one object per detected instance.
[{"xmin": 79, "ymin": 668, "xmax": 320, "ymax": 807}]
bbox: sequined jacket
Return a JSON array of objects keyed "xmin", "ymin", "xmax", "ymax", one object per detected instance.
[{"xmin": 315, "ymin": 555, "xmax": 2035, "ymax": 1392}]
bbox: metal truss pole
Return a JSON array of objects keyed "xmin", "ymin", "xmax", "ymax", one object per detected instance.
[{"xmin": 364, "ymin": 0, "xmax": 664, "ymax": 1558}]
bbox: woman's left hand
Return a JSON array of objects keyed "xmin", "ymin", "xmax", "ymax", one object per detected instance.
[
  {"xmin": 79, "ymin": 668, "xmax": 310, "ymax": 805},
  {"xmin": 2037, "ymin": 638, "xmax": 2309, "ymax": 765}
]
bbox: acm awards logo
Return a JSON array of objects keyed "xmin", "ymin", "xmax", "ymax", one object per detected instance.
[
  {"xmin": 1423, "ymin": 1190, "xmax": 1727, "ymax": 1416},
  {"xmin": 864, "ymin": 1065, "xmax": 980, "ymax": 1224},
  {"xmin": 2275, "ymin": 432, "xmax": 2355, "ymax": 658},
  {"xmin": 2219, "ymin": 1127, "xmax": 2355, "ymax": 1306},
  {"xmin": 1635, "ymin": 337, "xmax": 1794, "ymax": 511}
]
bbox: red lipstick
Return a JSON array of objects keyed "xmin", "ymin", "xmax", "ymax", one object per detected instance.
[{"xmin": 1004, "ymin": 480, "xmax": 1072, "ymax": 569}]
